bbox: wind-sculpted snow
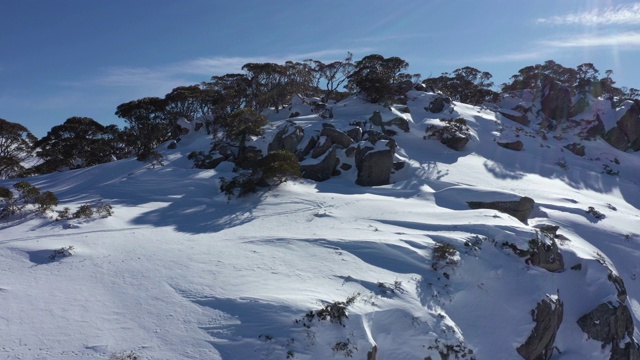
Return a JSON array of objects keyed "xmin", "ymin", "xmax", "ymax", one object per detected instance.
[{"xmin": 1, "ymin": 93, "xmax": 639, "ymax": 359}]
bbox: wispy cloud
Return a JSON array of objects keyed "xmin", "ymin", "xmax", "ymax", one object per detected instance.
[
  {"xmin": 540, "ymin": 31, "xmax": 640, "ymax": 48},
  {"xmin": 537, "ymin": 3, "xmax": 640, "ymax": 25}
]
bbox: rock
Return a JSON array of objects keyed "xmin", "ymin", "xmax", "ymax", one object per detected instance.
[
  {"xmin": 167, "ymin": 141, "xmax": 177, "ymax": 149},
  {"xmin": 393, "ymin": 161, "xmax": 405, "ymax": 171},
  {"xmin": 355, "ymin": 142, "xmax": 394, "ymax": 186},
  {"xmin": 395, "ymin": 105, "xmax": 411, "ymax": 114},
  {"xmin": 427, "ymin": 96, "xmax": 449, "ymax": 113},
  {"xmin": 604, "ymin": 126, "xmax": 630, "ymax": 151},
  {"xmin": 500, "ymin": 111, "xmax": 530, "ymax": 126},
  {"xmin": 301, "ymin": 145, "xmax": 339, "ymax": 182},
  {"xmin": 467, "ymin": 196, "xmax": 535, "ymax": 224},
  {"xmin": 298, "ymin": 136, "xmax": 318, "ymax": 159},
  {"xmin": 346, "ymin": 127, "xmax": 363, "ymax": 142},
  {"xmin": 617, "ymin": 100, "xmax": 640, "ymax": 144},
  {"xmin": 425, "ymin": 119, "xmax": 471, "ymax": 151},
  {"xmin": 529, "ymin": 237, "xmax": 564, "ymax": 272},
  {"xmin": 414, "ymin": 83, "xmax": 427, "ymax": 91},
  {"xmin": 340, "ymin": 163, "xmax": 352, "ymax": 171},
  {"xmin": 268, "ymin": 123, "xmax": 305, "ymax": 154},
  {"xmin": 517, "ymin": 295, "xmax": 563, "ymax": 360},
  {"xmin": 311, "ymin": 136, "xmax": 333, "ymax": 159},
  {"xmin": 320, "ymin": 127, "xmax": 354, "ymax": 148},
  {"xmin": 563, "ymin": 143, "xmax": 585, "ymax": 157},
  {"xmin": 385, "ymin": 116, "xmax": 410, "ymax": 132},
  {"xmin": 610, "ymin": 341, "xmax": 640, "ymax": 360},
  {"xmin": 367, "ymin": 345, "xmax": 378, "ymax": 360},
  {"xmin": 369, "ymin": 111, "xmax": 383, "ymax": 127},
  {"xmin": 497, "ymin": 140, "xmax": 524, "ymax": 151},
  {"xmin": 608, "ymin": 272, "xmax": 628, "ymax": 303},
  {"xmin": 577, "ymin": 302, "xmax": 634, "ymax": 348},
  {"xmin": 582, "ymin": 115, "xmax": 606, "ymax": 140},
  {"xmin": 540, "ymin": 79, "xmax": 572, "ymax": 121}
]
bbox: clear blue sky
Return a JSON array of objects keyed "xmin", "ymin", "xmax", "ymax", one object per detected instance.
[{"xmin": 2, "ymin": 0, "xmax": 640, "ymax": 137}]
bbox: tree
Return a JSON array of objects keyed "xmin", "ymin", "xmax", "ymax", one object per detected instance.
[
  {"xmin": 347, "ymin": 54, "xmax": 410, "ymax": 103},
  {"xmin": 115, "ymin": 97, "xmax": 170, "ymax": 160},
  {"xmin": 33, "ymin": 117, "xmax": 119, "ymax": 173},
  {"xmin": 164, "ymin": 85, "xmax": 202, "ymax": 123},
  {"xmin": 308, "ymin": 53, "xmax": 355, "ymax": 103},
  {"xmin": 423, "ymin": 67, "xmax": 498, "ymax": 104},
  {"xmin": 222, "ymin": 108, "xmax": 268, "ymax": 152},
  {"xmin": 0, "ymin": 118, "xmax": 36, "ymax": 179}
]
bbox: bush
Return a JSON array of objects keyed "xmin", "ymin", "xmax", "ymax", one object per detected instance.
[
  {"xmin": 57, "ymin": 207, "xmax": 71, "ymax": 220},
  {"xmin": 95, "ymin": 203, "xmax": 114, "ymax": 218},
  {"xmin": 257, "ymin": 150, "xmax": 301, "ymax": 186},
  {"xmin": 13, "ymin": 181, "xmax": 40, "ymax": 204},
  {"xmin": 111, "ymin": 351, "xmax": 139, "ymax": 360},
  {"xmin": 49, "ymin": 245, "xmax": 74, "ymax": 261},
  {"xmin": 432, "ymin": 243, "xmax": 458, "ymax": 270},
  {"xmin": 35, "ymin": 191, "xmax": 58, "ymax": 213},
  {"xmin": 73, "ymin": 204, "xmax": 94, "ymax": 218}
]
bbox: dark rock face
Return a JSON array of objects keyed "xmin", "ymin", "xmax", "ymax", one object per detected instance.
[
  {"xmin": 582, "ymin": 115, "xmax": 606, "ymax": 140},
  {"xmin": 497, "ymin": 140, "xmax": 524, "ymax": 151},
  {"xmin": 500, "ymin": 111, "xmax": 531, "ymax": 126},
  {"xmin": 606, "ymin": 100, "xmax": 640, "ymax": 151},
  {"xmin": 540, "ymin": 79, "xmax": 572, "ymax": 122},
  {"xmin": 467, "ymin": 196, "xmax": 535, "ymax": 224},
  {"xmin": 268, "ymin": 123, "xmax": 304, "ymax": 154},
  {"xmin": 367, "ymin": 345, "xmax": 378, "ymax": 360},
  {"xmin": 563, "ymin": 143, "xmax": 585, "ymax": 157},
  {"xmin": 311, "ymin": 136, "xmax": 333, "ymax": 159},
  {"xmin": 167, "ymin": 141, "xmax": 178, "ymax": 149},
  {"xmin": 517, "ymin": 295, "xmax": 563, "ymax": 360},
  {"xmin": 346, "ymin": 127, "xmax": 363, "ymax": 142},
  {"xmin": 320, "ymin": 127, "xmax": 354, "ymax": 149},
  {"xmin": 427, "ymin": 96, "xmax": 450, "ymax": 113},
  {"xmin": 577, "ymin": 302, "xmax": 634, "ymax": 348},
  {"xmin": 425, "ymin": 120, "xmax": 471, "ymax": 151},
  {"xmin": 529, "ymin": 238, "xmax": 564, "ymax": 272},
  {"xmin": 386, "ymin": 117, "xmax": 410, "ymax": 132},
  {"xmin": 301, "ymin": 145, "xmax": 338, "ymax": 182},
  {"xmin": 355, "ymin": 142, "xmax": 394, "ymax": 186}
]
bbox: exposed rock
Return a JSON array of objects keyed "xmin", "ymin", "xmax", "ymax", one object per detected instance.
[
  {"xmin": 393, "ymin": 161, "xmax": 405, "ymax": 171},
  {"xmin": 385, "ymin": 116, "xmax": 410, "ymax": 132},
  {"xmin": 529, "ymin": 237, "xmax": 564, "ymax": 272},
  {"xmin": 425, "ymin": 119, "xmax": 471, "ymax": 151},
  {"xmin": 467, "ymin": 196, "xmax": 535, "ymax": 224},
  {"xmin": 617, "ymin": 100, "xmax": 640, "ymax": 144},
  {"xmin": 363, "ymin": 130, "xmax": 397, "ymax": 150},
  {"xmin": 608, "ymin": 272, "xmax": 628, "ymax": 303},
  {"xmin": 321, "ymin": 122, "xmax": 335, "ymax": 129},
  {"xmin": 355, "ymin": 142, "xmax": 394, "ymax": 186},
  {"xmin": 610, "ymin": 340, "xmax": 640, "ymax": 360},
  {"xmin": 582, "ymin": 115, "xmax": 606, "ymax": 140},
  {"xmin": 268, "ymin": 123, "xmax": 304, "ymax": 154},
  {"xmin": 367, "ymin": 345, "xmax": 378, "ymax": 360},
  {"xmin": 167, "ymin": 141, "xmax": 177, "ymax": 150},
  {"xmin": 414, "ymin": 83, "xmax": 427, "ymax": 92},
  {"xmin": 497, "ymin": 140, "xmax": 524, "ymax": 151},
  {"xmin": 540, "ymin": 79, "xmax": 572, "ymax": 122},
  {"xmin": 517, "ymin": 294, "xmax": 563, "ymax": 360},
  {"xmin": 346, "ymin": 127, "xmax": 363, "ymax": 142},
  {"xmin": 298, "ymin": 136, "xmax": 319, "ymax": 159},
  {"xmin": 369, "ymin": 111, "xmax": 383, "ymax": 127},
  {"xmin": 563, "ymin": 143, "xmax": 585, "ymax": 157},
  {"xmin": 320, "ymin": 127, "xmax": 354, "ymax": 148},
  {"xmin": 427, "ymin": 96, "xmax": 449, "ymax": 113},
  {"xmin": 577, "ymin": 302, "xmax": 634, "ymax": 349},
  {"xmin": 604, "ymin": 126, "xmax": 630, "ymax": 151},
  {"xmin": 500, "ymin": 111, "xmax": 531, "ymax": 126},
  {"xmin": 340, "ymin": 163, "xmax": 352, "ymax": 171},
  {"xmin": 311, "ymin": 136, "xmax": 333, "ymax": 159},
  {"xmin": 301, "ymin": 145, "xmax": 339, "ymax": 182},
  {"xmin": 395, "ymin": 105, "xmax": 411, "ymax": 114}
]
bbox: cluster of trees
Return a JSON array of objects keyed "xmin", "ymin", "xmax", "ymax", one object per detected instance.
[{"xmin": 2, "ymin": 55, "xmax": 639, "ymax": 180}]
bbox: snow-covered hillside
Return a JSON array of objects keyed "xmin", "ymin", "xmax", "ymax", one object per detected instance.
[{"xmin": 1, "ymin": 91, "xmax": 639, "ymax": 359}]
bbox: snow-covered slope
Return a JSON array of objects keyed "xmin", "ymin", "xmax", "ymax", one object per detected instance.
[{"xmin": 1, "ymin": 92, "xmax": 639, "ymax": 359}]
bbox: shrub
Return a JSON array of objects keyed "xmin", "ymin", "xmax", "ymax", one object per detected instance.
[
  {"xmin": 74, "ymin": 204, "xmax": 94, "ymax": 218},
  {"xmin": 49, "ymin": 245, "xmax": 74, "ymax": 261},
  {"xmin": 586, "ymin": 206, "xmax": 605, "ymax": 220},
  {"xmin": 95, "ymin": 203, "xmax": 114, "ymax": 218},
  {"xmin": 296, "ymin": 294, "xmax": 359, "ymax": 328},
  {"xmin": 188, "ymin": 151, "xmax": 222, "ymax": 169},
  {"xmin": 110, "ymin": 351, "xmax": 139, "ymax": 360},
  {"xmin": 257, "ymin": 150, "xmax": 301, "ymax": 186},
  {"xmin": 13, "ymin": 181, "xmax": 40, "ymax": 204},
  {"xmin": 432, "ymin": 243, "xmax": 458, "ymax": 271},
  {"xmin": 35, "ymin": 191, "xmax": 58, "ymax": 213},
  {"xmin": 57, "ymin": 207, "xmax": 71, "ymax": 220}
]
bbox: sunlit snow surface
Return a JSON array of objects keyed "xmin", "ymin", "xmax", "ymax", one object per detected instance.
[{"xmin": 2, "ymin": 92, "xmax": 639, "ymax": 359}]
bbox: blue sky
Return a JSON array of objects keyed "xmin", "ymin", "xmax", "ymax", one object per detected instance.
[{"xmin": 2, "ymin": 0, "xmax": 640, "ymax": 137}]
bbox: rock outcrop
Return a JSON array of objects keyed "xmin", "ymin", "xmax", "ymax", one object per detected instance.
[
  {"xmin": 355, "ymin": 141, "xmax": 394, "ymax": 186},
  {"xmin": 517, "ymin": 294, "xmax": 563, "ymax": 360},
  {"xmin": 577, "ymin": 302, "xmax": 635, "ymax": 350},
  {"xmin": 467, "ymin": 196, "xmax": 535, "ymax": 224},
  {"xmin": 301, "ymin": 145, "xmax": 339, "ymax": 182},
  {"xmin": 268, "ymin": 122, "xmax": 304, "ymax": 154},
  {"xmin": 605, "ymin": 100, "xmax": 640, "ymax": 151},
  {"xmin": 497, "ymin": 140, "xmax": 524, "ymax": 151},
  {"xmin": 540, "ymin": 79, "xmax": 572, "ymax": 123}
]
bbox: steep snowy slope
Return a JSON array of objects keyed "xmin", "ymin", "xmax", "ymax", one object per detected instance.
[{"xmin": 1, "ymin": 92, "xmax": 639, "ymax": 359}]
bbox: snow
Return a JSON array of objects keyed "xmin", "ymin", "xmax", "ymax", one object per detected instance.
[{"xmin": 1, "ymin": 92, "xmax": 640, "ymax": 359}]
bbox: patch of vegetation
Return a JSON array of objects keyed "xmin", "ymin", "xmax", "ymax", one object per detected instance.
[
  {"xmin": 49, "ymin": 246, "xmax": 75, "ymax": 261},
  {"xmin": 426, "ymin": 338, "xmax": 476, "ymax": 360},
  {"xmin": 188, "ymin": 150, "xmax": 223, "ymax": 169},
  {"xmin": 74, "ymin": 204, "xmax": 94, "ymax": 218},
  {"xmin": 0, "ymin": 182, "xmax": 58, "ymax": 218},
  {"xmin": 110, "ymin": 351, "xmax": 139, "ymax": 360},
  {"xmin": 295, "ymin": 293, "xmax": 359, "ymax": 328},
  {"xmin": 586, "ymin": 206, "xmax": 605, "ymax": 220},
  {"xmin": 332, "ymin": 339, "xmax": 357, "ymax": 358},
  {"xmin": 432, "ymin": 243, "xmax": 459, "ymax": 271},
  {"xmin": 377, "ymin": 280, "xmax": 404, "ymax": 296},
  {"xmin": 602, "ymin": 164, "xmax": 619, "ymax": 176}
]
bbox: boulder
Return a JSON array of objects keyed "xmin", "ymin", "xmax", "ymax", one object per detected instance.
[
  {"xmin": 529, "ymin": 237, "xmax": 564, "ymax": 272},
  {"xmin": 301, "ymin": 145, "xmax": 339, "ymax": 182},
  {"xmin": 604, "ymin": 127, "xmax": 630, "ymax": 151},
  {"xmin": 563, "ymin": 143, "xmax": 585, "ymax": 157},
  {"xmin": 517, "ymin": 295, "xmax": 563, "ymax": 360},
  {"xmin": 582, "ymin": 115, "xmax": 606, "ymax": 140},
  {"xmin": 425, "ymin": 119, "xmax": 471, "ymax": 151},
  {"xmin": 427, "ymin": 96, "xmax": 449, "ymax": 113},
  {"xmin": 540, "ymin": 79, "xmax": 572, "ymax": 122},
  {"xmin": 355, "ymin": 142, "xmax": 394, "ymax": 186},
  {"xmin": 497, "ymin": 140, "xmax": 524, "ymax": 151},
  {"xmin": 367, "ymin": 345, "xmax": 378, "ymax": 360},
  {"xmin": 500, "ymin": 111, "xmax": 530, "ymax": 126},
  {"xmin": 311, "ymin": 136, "xmax": 333, "ymax": 159},
  {"xmin": 385, "ymin": 116, "xmax": 410, "ymax": 132},
  {"xmin": 346, "ymin": 127, "xmax": 363, "ymax": 142},
  {"xmin": 467, "ymin": 196, "xmax": 535, "ymax": 224},
  {"xmin": 167, "ymin": 141, "xmax": 178, "ymax": 150},
  {"xmin": 577, "ymin": 302, "xmax": 634, "ymax": 348},
  {"xmin": 320, "ymin": 127, "xmax": 354, "ymax": 148},
  {"xmin": 268, "ymin": 123, "xmax": 305, "ymax": 154},
  {"xmin": 617, "ymin": 100, "xmax": 640, "ymax": 144},
  {"xmin": 369, "ymin": 111, "xmax": 384, "ymax": 127}
]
